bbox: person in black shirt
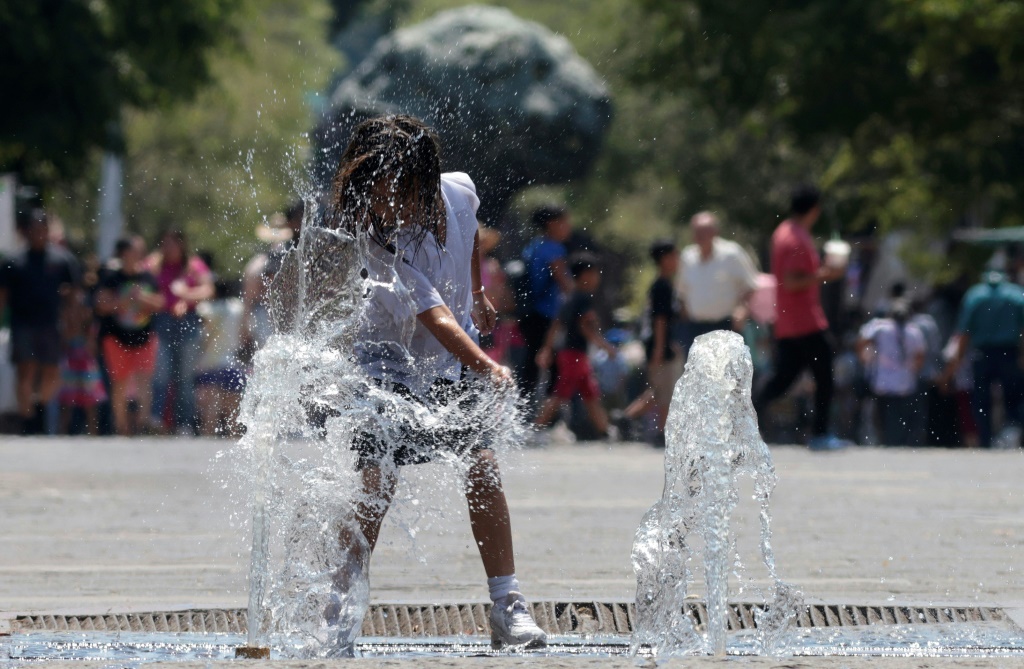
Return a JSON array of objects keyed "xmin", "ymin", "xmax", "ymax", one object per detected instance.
[
  {"xmin": 94, "ymin": 236, "xmax": 165, "ymax": 435},
  {"xmin": 641, "ymin": 239, "xmax": 683, "ymax": 441},
  {"xmin": 0, "ymin": 210, "xmax": 80, "ymax": 434},
  {"xmin": 534, "ymin": 253, "xmax": 618, "ymax": 439}
]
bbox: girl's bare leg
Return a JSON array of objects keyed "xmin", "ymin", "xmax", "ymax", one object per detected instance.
[
  {"xmin": 533, "ymin": 396, "xmax": 564, "ymax": 429},
  {"xmin": 464, "ymin": 448, "xmax": 515, "ymax": 578},
  {"xmin": 348, "ymin": 464, "xmax": 398, "ymax": 551}
]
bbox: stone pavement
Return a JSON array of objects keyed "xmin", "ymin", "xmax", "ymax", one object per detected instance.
[{"xmin": 1, "ymin": 438, "xmax": 1023, "ymax": 618}]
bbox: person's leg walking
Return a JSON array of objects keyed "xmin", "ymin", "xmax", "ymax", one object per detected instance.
[
  {"xmin": 582, "ymin": 398, "xmax": 611, "ymax": 435},
  {"xmin": 109, "ymin": 378, "xmax": 131, "ymax": 436},
  {"xmin": 995, "ymin": 348, "xmax": 1024, "ymax": 431},
  {"xmin": 806, "ymin": 331, "xmax": 835, "ymax": 437},
  {"xmin": 464, "ymin": 449, "xmax": 515, "ymax": 578},
  {"xmin": 38, "ymin": 364, "xmax": 61, "ymax": 408},
  {"xmin": 176, "ymin": 315, "xmax": 203, "ymax": 432},
  {"xmin": 15, "ymin": 361, "xmax": 38, "ymax": 424},
  {"xmin": 150, "ymin": 314, "xmax": 175, "ymax": 429},
  {"xmin": 753, "ymin": 337, "xmax": 806, "ymax": 419},
  {"xmin": 971, "ymin": 351, "xmax": 994, "ymax": 448},
  {"xmin": 518, "ymin": 312, "xmax": 550, "ymax": 405}
]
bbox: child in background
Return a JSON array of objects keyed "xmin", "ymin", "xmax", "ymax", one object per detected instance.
[
  {"xmin": 58, "ymin": 291, "xmax": 106, "ymax": 434},
  {"xmin": 194, "ymin": 279, "xmax": 246, "ymax": 437},
  {"xmin": 534, "ymin": 252, "xmax": 618, "ymax": 439},
  {"xmin": 328, "ymin": 115, "xmax": 547, "ymax": 654},
  {"xmin": 624, "ymin": 240, "xmax": 683, "ymax": 445},
  {"xmin": 95, "ymin": 236, "xmax": 165, "ymax": 436}
]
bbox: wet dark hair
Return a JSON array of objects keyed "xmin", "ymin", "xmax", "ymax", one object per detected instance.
[
  {"xmin": 328, "ymin": 114, "xmax": 446, "ymax": 252},
  {"xmin": 114, "ymin": 237, "xmax": 133, "ymax": 258},
  {"xmin": 532, "ymin": 204, "xmax": 568, "ymax": 229},
  {"xmin": 160, "ymin": 229, "xmax": 189, "ymax": 255},
  {"xmin": 16, "ymin": 208, "xmax": 47, "ymax": 232},
  {"xmin": 649, "ymin": 239, "xmax": 676, "ymax": 263},
  {"xmin": 790, "ymin": 184, "xmax": 821, "ymax": 215},
  {"xmin": 569, "ymin": 251, "xmax": 599, "ymax": 278}
]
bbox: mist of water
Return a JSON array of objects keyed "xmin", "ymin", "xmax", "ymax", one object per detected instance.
[{"xmin": 631, "ymin": 330, "xmax": 802, "ymax": 658}]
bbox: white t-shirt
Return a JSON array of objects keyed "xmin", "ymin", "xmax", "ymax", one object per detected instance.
[
  {"xmin": 859, "ymin": 318, "xmax": 926, "ymax": 396},
  {"xmin": 356, "ymin": 172, "xmax": 480, "ymax": 393},
  {"xmin": 676, "ymin": 238, "xmax": 759, "ymax": 322}
]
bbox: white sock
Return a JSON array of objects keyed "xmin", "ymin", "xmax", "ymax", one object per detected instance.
[{"xmin": 487, "ymin": 574, "xmax": 520, "ymax": 603}]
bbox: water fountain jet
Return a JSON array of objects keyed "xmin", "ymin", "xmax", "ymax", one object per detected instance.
[{"xmin": 631, "ymin": 330, "xmax": 802, "ymax": 658}]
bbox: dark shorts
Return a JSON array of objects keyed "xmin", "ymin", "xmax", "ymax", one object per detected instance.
[
  {"xmin": 10, "ymin": 325, "xmax": 62, "ymax": 365},
  {"xmin": 352, "ymin": 377, "xmax": 490, "ymax": 470}
]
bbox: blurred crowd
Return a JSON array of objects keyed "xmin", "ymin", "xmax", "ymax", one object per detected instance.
[
  {"xmin": 3, "ymin": 186, "xmax": 1023, "ymax": 448},
  {"xmin": 0, "ymin": 209, "xmax": 247, "ymax": 437}
]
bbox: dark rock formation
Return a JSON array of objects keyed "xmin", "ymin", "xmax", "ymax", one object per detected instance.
[{"xmin": 312, "ymin": 5, "xmax": 612, "ymax": 222}]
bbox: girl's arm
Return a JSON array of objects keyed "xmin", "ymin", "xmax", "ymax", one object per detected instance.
[{"xmin": 418, "ymin": 305, "xmax": 511, "ymax": 384}]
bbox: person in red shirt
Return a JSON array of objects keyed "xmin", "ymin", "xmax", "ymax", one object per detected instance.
[{"xmin": 753, "ymin": 186, "xmax": 848, "ymax": 449}]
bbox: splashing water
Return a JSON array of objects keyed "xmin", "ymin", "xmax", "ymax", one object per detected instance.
[
  {"xmin": 222, "ymin": 204, "xmax": 525, "ymax": 658},
  {"xmin": 631, "ymin": 330, "xmax": 802, "ymax": 658}
]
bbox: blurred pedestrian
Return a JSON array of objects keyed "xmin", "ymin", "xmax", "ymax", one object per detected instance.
[
  {"xmin": 631, "ymin": 239, "xmax": 683, "ymax": 444},
  {"xmin": 194, "ymin": 279, "xmax": 246, "ymax": 437},
  {"xmin": 941, "ymin": 269, "xmax": 1024, "ymax": 448},
  {"xmin": 0, "ymin": 209, "xmax": 80, "ymax": 434},
  {"xmin": 148, "ymin": 230, "xmax": 214, "ymax": 435},
  {"xmin": 517, "ymin": 205, "xmax": 573, "ymax": 404},
  {"xmin": 57, "ymin": 288, "xmax": 106, "ymax": 435},
  {"xmin": 478, "ymin": 226, "xmax": 516, "ymax": 365},
  {"xmin": 241, "ymin": 201, "xmax": 305, "ymax": 357},
  {"xmin": 676, "ymin": 211, "xmax": 759, "ymax": 352},
  {"xmin": 857, "ymin": 299, "xmax": 926, "ymax": 445},
  {"xmin": 95, "ymin": 236, "xmax": 164, "ymax": 436},
  {"xmin": 534, "ymin": 252, "xmax": 618, "ymax": 440},
  {"xmin": 753, "ymin": 186, "xmax": 848, "ymax": 449}
]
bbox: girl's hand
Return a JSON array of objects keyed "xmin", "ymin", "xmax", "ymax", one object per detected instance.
[
  {"xmin": 471, "ymin": 290, "xmax": 497, "ymax": 335},
  {"xmin": 170, "ymin": 278, "xmax": 188, "ymax": 298},
  {"xmin": 489, "ymin": 363, "xmax": 515, "ymax": 388}
]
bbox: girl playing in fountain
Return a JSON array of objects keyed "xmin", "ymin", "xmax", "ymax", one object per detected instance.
[{"xmin": 326, "ymin": 114, "xmax": 547, "ymax": 652}]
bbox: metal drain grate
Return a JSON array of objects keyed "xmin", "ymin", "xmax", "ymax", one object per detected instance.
[{"xmin": 8, "ymin": 603, "xmax": 1004, "ymax": 637}]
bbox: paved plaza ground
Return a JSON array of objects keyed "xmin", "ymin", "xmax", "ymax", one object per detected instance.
[{"xmin": 2, "ymin": 437, "xmax": 1024, "ymax": 667}]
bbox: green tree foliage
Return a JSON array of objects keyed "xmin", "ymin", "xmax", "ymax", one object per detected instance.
[
  {"xmin": 634, "ymin": 0, "xmax": 1024, "ymax": 235},
  {"xmin": 49, "ymin": 0, "xmax": 339, "ymax": 274},
  {"xmin": 0, "ymin": 0, "xmax": 244, "ymax": 185}
]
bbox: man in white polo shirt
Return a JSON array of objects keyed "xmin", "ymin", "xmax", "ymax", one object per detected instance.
[{"xmin": 676, "ymin": 211, "xmax": 759, "ymax": 353}]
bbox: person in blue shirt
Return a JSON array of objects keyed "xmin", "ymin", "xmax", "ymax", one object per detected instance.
[
  {"xmin": 517, "ymin": 205, "xmax": 573, "ymax": 404},
  {"xmin": 942, "ymin": 269, "xmax": 1024, "ymax": 447}
]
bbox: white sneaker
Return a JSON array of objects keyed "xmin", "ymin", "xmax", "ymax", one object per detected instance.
[{"xmin": 489, "ymin": 592, "xmax": 547, "ymax": 650}]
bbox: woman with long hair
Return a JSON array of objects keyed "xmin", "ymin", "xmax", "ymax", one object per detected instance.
[
  {"xmin": 147, "ymin": 229, "xmax": 214, "ymax": 434},
  {"xmin": 327, "ymin": 115, "xmax": 546, "ymax": 653}
]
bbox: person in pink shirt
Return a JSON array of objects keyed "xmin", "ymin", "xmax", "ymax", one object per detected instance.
[
  {"xmin": 753, "ymin": 186, "xmax": 848, "ymax": 449},
  {"xmin": 147, "ymin": 230, "xmax": 215, "ymax": 434}
]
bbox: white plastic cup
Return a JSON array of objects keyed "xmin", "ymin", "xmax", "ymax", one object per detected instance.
[{"xmin": 824, "ymin": 239, "xmax": 851, "ymax": 270}]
